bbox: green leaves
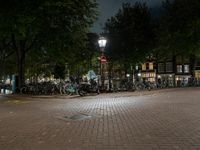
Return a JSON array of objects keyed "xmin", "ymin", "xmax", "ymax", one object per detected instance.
[
  {"xmin": 156, "ymin": 0, "xmax": 200, "ymax": 57},
  {"xmin": 0, "ymin": 0, "xmax": 98, "ymax": 86},
  {"xmin": 104, "ymin": 2, "xmax": 154, "ymax": 66}
]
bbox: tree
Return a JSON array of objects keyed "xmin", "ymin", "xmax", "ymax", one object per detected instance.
[
  {"xmin": 104, "ymin": 2, "xmax": 155, "ymax": 77},
  {"xmin": 53, "ymin": 63, "xmax": 66, "ymax": 80},
  {"xmin": 0, "ymin": 38, "xmax": 15, "ymax": 78},
  {"xmin": 0, "ymin": 0, "xmax": 97, "ymax": 87},
  {"xmin": 156, "ymin": 0, "xmax": 200, "ymax": 58},
  {"xmin": 86, "ymin": 33, "xmax": 99, "ymax": 69}
]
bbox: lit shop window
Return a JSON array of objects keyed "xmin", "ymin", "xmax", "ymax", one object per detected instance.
[
  {"xmin": 184, "ymin": 65, "xmax": 189, "ymax": 73},
  {"xmin": 177, "ymin": 65, "xmax": 182, "ymax": 73}
]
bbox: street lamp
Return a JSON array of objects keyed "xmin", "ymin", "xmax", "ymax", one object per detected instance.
[
  {"xmin": 98, "ymin": 37, "xmax": 107, "ymax": 90},
  {"xmin": 98, "ymin": 37, "xmax": 107, "ymax": 51}
]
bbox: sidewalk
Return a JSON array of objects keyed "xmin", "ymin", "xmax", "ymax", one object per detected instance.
[{"xmin": 0, "ymin": 88, "xmax": 200, "ymax": 150}]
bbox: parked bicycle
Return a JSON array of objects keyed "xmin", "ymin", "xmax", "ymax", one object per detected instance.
[
  {"xmin": 63, "ymin": 81, "xmax": 78, "ymax": 95},
  {"xmin": 78, "ymin": 78, "xmax": 100, "ymax": 96}
]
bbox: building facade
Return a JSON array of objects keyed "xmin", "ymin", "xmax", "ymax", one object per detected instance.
[
  {"xmin": 140, "ymin": 59, "xmax": 156, "ymax": 83},
  {"xmin": 138, "ymin": 55, "xmax": 199, "ymax": 87}
]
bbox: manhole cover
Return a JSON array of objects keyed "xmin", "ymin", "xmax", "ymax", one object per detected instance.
[{"xmin": 64, "ymin": 114, "xmax": 93, "ymax": 121}]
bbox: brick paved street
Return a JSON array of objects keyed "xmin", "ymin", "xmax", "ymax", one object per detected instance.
[{"xmin": 0, "ymin": 88, "xmax": 200, "ymax": 150}]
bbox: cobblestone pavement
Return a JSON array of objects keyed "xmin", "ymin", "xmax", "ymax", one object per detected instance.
[{"xmin": 0, "ymin": 88, "xmax": 200, "ymax": 150}]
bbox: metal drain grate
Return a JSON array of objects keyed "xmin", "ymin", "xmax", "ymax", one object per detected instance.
[{"xmin": 64, "ymin": 114, "xmax": 93, "ymax": 121}]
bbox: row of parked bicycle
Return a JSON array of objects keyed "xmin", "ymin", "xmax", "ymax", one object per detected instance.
[
  {"xmin": 14, "ymin": 79, "xmax": 99, "ymax": 96},
  {"xmin": 1, "ymin": 78, "xmax": 196, "ymax": 96},
  {"xmin": 12, "ymin": 79, "xmax": 170, "ymax": 96}
]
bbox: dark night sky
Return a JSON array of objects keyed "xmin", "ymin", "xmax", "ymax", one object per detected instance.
[{"xmin": 91, "ymin": 0, "xmax": 165, "ymax": 33}]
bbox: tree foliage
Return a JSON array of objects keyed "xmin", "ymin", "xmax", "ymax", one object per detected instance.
[
  {"xmin": 53, "ymin": 63, "xmax": 66, "ymax": 79},
  {"xmin": 156, "ymin": 0, "xmax": 200, "ymax": 57},
  {"xmin": 0, "ymin": 0, "xmax": 97, "ymax": 87},
  {"xmin": 104, "ymin": 2, "xmax": 155, "ymax": 71}
]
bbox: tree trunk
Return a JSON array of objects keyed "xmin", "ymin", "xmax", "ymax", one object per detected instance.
[
  {"xmin": 191, "ymin": 55, "xmax": 196, "ymax": 78},
  {"xmin": 12, "ymin": 34, "xmax": 34, "ymax": 89},
  {"xmin": 0, "ymin": 59, "xmax": 5, "ymax": 78},
  {"xmin": 13, "ymin": 37, "xmax": 26, "ymax": 88},
  {"xmin": 17, "ymin": 54, "xmax": 25, "ymax": 88}
]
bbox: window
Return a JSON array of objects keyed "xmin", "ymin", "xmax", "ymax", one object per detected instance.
[
  {"xmin": 166, "ymin": 62, "xmax": 173, "ymax": 72},
  {"xmin": 149, "ymin": 63, "xmax": 154, "ymax": 70},
  {"xmin": 158, "ymin": 63, "xmax": 164, "ymax": 73},
  {"xmin": 142, "ymin": 73, "xmax": 148, "ymax": 78},
  {"xmin": 135, "ymin": 65, "xmax": 139, "ymax": 70},
  {"xmin": 195, "ymin": 71, "xmax": 200, "ymax": 79},
  {"xmin": 149, "ymin": 73, "xmax": 155, "ymax": 77},
  {"xmin": 177, "ymin": 65, "xmax": 182, "ymax": 73},
  {"xmin": 142, "ymin": 64, "xmax": 146, "ymax": 71},
  {"xmin": 184, "ymin": 65, "xmax": 189, "ymax": 73},
  {"xmin": 196, "ymin": 57, "xmax": 200, "ymax": 69},
  {"xmin": 166, "ymin": 56, "xmax": 173, "ymax": 61}
]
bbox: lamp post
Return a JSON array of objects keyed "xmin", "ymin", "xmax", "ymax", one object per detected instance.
[
  {"xmin": 98, "ymin": 37, "xmax": 107, "ymax": 52},
  {"xmin": 98, "ymin": 37, "xmax": 107, "ymax": 90}
]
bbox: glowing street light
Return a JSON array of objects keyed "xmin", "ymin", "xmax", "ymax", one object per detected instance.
[
  {"xmin": 98, "ymin": 37, "xmax": 107, "ymax": 50},
  {"xmin": 98, "ymin": 36, "xmax": 107, "ymax": 90}
]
